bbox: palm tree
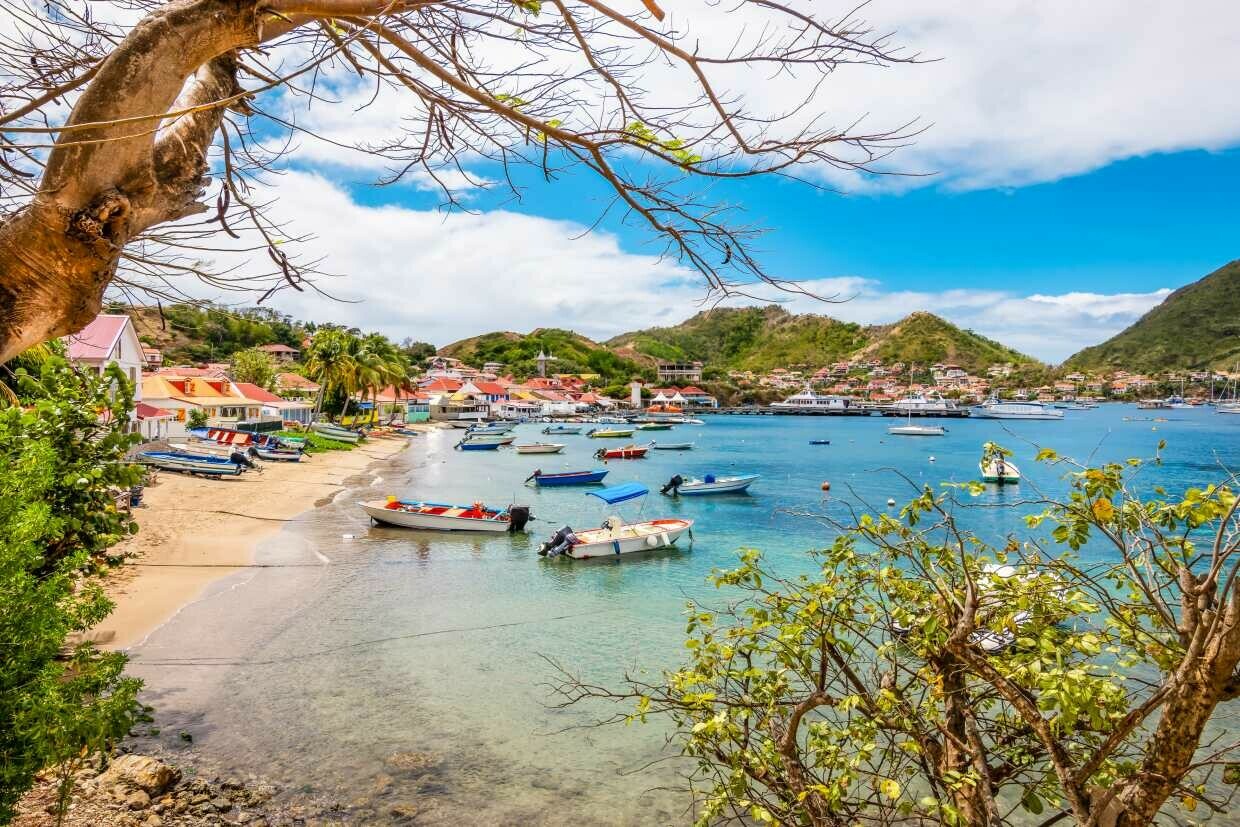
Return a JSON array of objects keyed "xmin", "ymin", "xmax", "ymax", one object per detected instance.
[{"xmin": 302, "ymin": 328, "xmax": 355, "ymax": 419}]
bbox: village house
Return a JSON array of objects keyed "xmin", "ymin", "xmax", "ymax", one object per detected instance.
[
  {"xmin": 66, "ymin": 313, "xmax": 151, "ymax": 436},
  {"xmin": 141, "ymin": 346, "xmax": 163, "ymax": 370},
  {"xmin": 276, "ymin": 372, "xmax": 321, "ymax": 399},
  {"xmin": 656, "ymin": 360, "xmax": 703, "ymax": 383},
  {"xmin": 255, "ymin": 343, "xmax": 300, "ymax": 363},
  {"xmin": 141, "ymin": 374, "xmax": 270, "ymax": 436},
  {"xmin": 234, "ymin": 382, "xmax": 314, "ymax": 426}
]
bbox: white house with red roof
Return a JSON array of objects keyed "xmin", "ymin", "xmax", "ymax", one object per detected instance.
[
  {"xmin": 66, "ymin": 313, "xmax": 149, "ymax": 434},
  {"xmin": 257, "ymin": 343, "xmax": 300, "ymax": 362},
  {"xmin": 233, "ymin": 382, "xmax": 314, "ymax": 425}
]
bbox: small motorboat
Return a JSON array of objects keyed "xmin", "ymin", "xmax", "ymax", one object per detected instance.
[
  {"xmin": 467, "ymin": 422, "xmax": 515, "ymax": 435},
  {"xmin": 515, "ymin": 443, "xmax": 565, "ymax": 454},
  {"xmin": 252, "ymin": 445, "xmax": 303, "ymax": 462},
  {"xmin": 587, "ymin": 427, "xmax": 635, "ymax": 439},
  {"xmin": 457, "ymin": 433, "xmax": 516, "ymax": 446},
  {"xmin": 652, "ymin": 442, "xmax": 694, "ymax": 450},
  {"xmin": 888, "ymin": 425, "xmax": 946, "ymax": 436},
  {"xmin": 542, "ymin": 425, "xmax": 582, "ymax": 435},
  {"xmin": 456, "ymin": 438, "xmax": 502, "ymax": 451},
  {"xmin": 538, "ymin": 483, "xmax": 693, "ymax": 559},
  {"xmin": 360, "ymin": 498, "xmax": 531, "ymax": 532},
  {"xmin": 312, "ymin": 422, "xmax": 362, "ymax": 443},
  {"xmin": 809, "ymin": 439, "xmax": 831, "ymax": 445},
  {"xmin": 661, "ymin": 473, "xmax": 759, "ymax": 496},
  {"xmin": 138, "ymin": 451, "xmax": 243, "ymax": 476},
  {"xmin": 980, "ymin": 457, "xmax": 1021, "ymax": 484},
  {"xmin": 635, "ymin": 422, "xmax": 673, "ymax": 431},
  {"xmin": 525, "ymin": 469, "xmax": 608, "ymax": 487},
  {"xmin": 594, "ymin": 444, "xmax": 648, "ymax": 460}
]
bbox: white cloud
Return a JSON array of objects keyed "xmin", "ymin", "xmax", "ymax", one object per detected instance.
[{"xmin": 189, "ymin": 173, "xmax": 1169, "ymax": 363}]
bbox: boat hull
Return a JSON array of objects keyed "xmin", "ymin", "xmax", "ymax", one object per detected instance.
[
  {"xmin": 254, "ymin": 447, "xmax": 302, "ymax": 461},
  {"xmin": 652, "ymin": 443, "xmax": 693, "ymax": 450},
  {"xmin": 456, "ymin": 441, "xmax": 501, "ymax": 451},
  {"xmin": 139, "ymin": 451, "xmax": 242, "ymax": 476},
  {"xmin": 542, "ymin": 426, "xmax": 582, "ymax": 435},
  {"xmin": 360, "ymin": 501, "xmax": 511, "ymax": 532},
  {"xmin": 587, "ymin": 429, "xmax": 635, "ymax": 438},
  {"xmin": 459, "ymin": 433, "xmax": 515, "ymax": 446},
  {"xmin": 596, "ymin": 445, "xmax": 648, "ymax": 459},
  {"xmin": 530, "ymin": 470, "xmax": 608, "ymax": 486},
  {"xmin": 312, "ymin": 423, "xmax": 362, "ymax": 442},
  {"xmin": 515, "ymin": 443, "xmax": 565, "ymax": 454},
  {"xmin": 888, "ymin": 426, "xmax": 946, "ymax": 436},
  {"xmin": 566, "ymin": 519, "xmax": 693, "ymax": 558},
  {"xmin": 979, "ymin": 460, "xmax": 1021, "ymax": 484},
  {"xmin": 678, "ymin": 475, "xmax": 759, "ymax": 495}
]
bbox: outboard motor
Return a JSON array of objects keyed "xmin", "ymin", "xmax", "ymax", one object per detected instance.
[
  {"xmin": 660, "ymin": 474, "xmax": 685, "ymax": 496},
  {"xmin": 538, "ymin": 525, "xmax": 577, "ymax": 557},
  {"xmin": 508, "ymin": 505, "xmax": 532, "ymax": 533},
  {"xmin": 231, "ymin": 449, "xmax": 257, "ymax": 470}
]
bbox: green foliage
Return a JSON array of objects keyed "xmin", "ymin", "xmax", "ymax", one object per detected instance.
[
  {"xmin": 624, "ymin": 121, "xmax": 702, "ymax": 165},
  {"xmin": 866, "ymin": 311, "xmax": 1034, "ymax": 373},
  {"xmin": 1066, "ymin": 259, "xmax": 1240, "ymax": 372},
  {"xmin": 0, "ymin": 359, "xmax": 144, "ymax": 821},
  {"xmin": 303, "ymin": 328, "xmax": 412, "ymax": 419},
  {"xmin": 440, "ymin": 328, "xmax": 652, "ymax": 383},
  {"xmin": 186, "ymin": 407, "xmax": 209, "ymax": 429},
  {"xmin": 147, "ymin": 303, "xmax": 304, "ymax": 365},
  {"xmin": 604, "ymin": 447, "xmax": 1240, "ymax": 825},
  {"xmin": 275, "ymin": 431, "xmax": 354, "ymax": 453},
  {"xmin": 229, "ymin": 347, "xmax": 277, "ymax": 389}
]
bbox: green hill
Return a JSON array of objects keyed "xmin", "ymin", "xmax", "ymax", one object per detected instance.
[
  {"xmin": 857, "ymin": 311, "xmax": 1036, "ymax": 373},
  {"xmin": 439, "ymin": 328, "xmax": 652, "ymax": 384},
  {"xmin": 605, "ymin": 306, "xmax": 1037, "ymax": 373},
  {"xmin": 1065, "ymin": 260, "xmax": 1240, "ymax": 372}
]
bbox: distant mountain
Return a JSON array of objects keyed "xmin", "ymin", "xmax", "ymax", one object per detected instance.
[
  {"xmin": 1065, "ymin": 260, "xmax": 1240, "ymax": 373},
  {"xmin": 606, "ymin": 306, "xmax": 1037, "ymax": 373},
  {"xmin": 438, "ymin": 328, "xmax": 650, "ymax": 385}
]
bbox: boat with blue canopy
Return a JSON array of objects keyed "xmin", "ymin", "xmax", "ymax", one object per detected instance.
[{"xmin": 537, "ymin": 482, "xmax": 693, "ymax": 559}]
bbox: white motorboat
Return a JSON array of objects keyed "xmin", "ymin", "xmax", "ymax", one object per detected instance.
[
  {"xmin": 360, "ymin": 498, "xmax": 530, "ymax": 532},
  {"xmin": 888, "ymin": 424, "xmax": 945, "ymax": 436},
  {"xmin": 542, "ymin": 424, "xmax": 583, "ymax": 435},
  {"xmin": 458, "ymin": 433, "xmax": 516, "ymax": 446},
  {"xmin": 971, "ymin": 398, "xmax": 1064, "ymax": 420},
  {"xmin": 980, "ymin": 457, "xmax": 1021, "ymax": 484},
  {"xmin": 652, "ymin": 442, "xmax": 694, "ymax": 450},
  {"xmin": 468, "ymin": 422, "xmax": 515, "ymax": 435},
  {"xmin": 537, "ymin": 482, "xmax": 693, "ymax": 559},
  {"xmin": 888, "ymin": 392, "xmax": 965, "ymax": 417},
  {"xmin": 663, "ymin": 473, "xmax": 759, "ymax": 495},
  {"xmin": 138, "ymin": 451, "xmax": 243, "ymax": 476},
  {"xmin": 1218, "ymin": 403, "xmax": 1240, "ymax": 415},
  {"xmin": 312, "ymin": 422, "xmax": 362, "ymax": 442},
  {"xmin": 514, "ymin": 443, "xmax": 565, "ymax": 454},
  {"xmin": 771, "ymin": 387, "xmax": 856, "ymax": 414}
]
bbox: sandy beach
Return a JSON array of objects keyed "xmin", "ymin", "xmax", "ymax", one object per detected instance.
[{"xmin": 97, "ymin": 434, "xmax": 415, "ymax": 650}]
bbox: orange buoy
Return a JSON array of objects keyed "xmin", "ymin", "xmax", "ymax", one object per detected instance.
[{"xmin": 821, "ymin": 481, "xmax": 831, "ymax": 492}]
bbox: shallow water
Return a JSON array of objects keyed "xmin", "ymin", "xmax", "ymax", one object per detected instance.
[{"xmin": 125, "ymin": 406, "xmax": 1240, "ymax": 824}]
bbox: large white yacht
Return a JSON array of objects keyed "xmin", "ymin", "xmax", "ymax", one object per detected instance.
[
  {"xmin": 971, "ymin": 398, "xmax": 1064, "ymax": 420},
  {"xmin": 887, "ymin": 391, "xmax": 966, "ymax": 417},
  {"xmin": 770, "ymin": 387, "xmax": 855, "ymax": 414}
]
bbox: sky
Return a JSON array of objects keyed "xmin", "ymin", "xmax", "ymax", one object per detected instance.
[{"xmin": 195, "ymin": 0, "xmax": 1240, "ymax": 363}]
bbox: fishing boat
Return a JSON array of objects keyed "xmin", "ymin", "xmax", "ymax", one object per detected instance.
[
  {"xmin": 652, "ymin": 442, "xmax": 694, "ymax": 450},
  {"xmin": 661, "ymin": 473, "xmax": 759, "ymax": 496},
  {"xmin": 537, "ymin": 483, "xmax": 693, "ymax": 559},
  {"xmin": 542, "ymin": 424, "xmax": 582, "ymax": 435},
  {"xmin": 138, "ymin": 451, "xmax": 243, "ymax": 476},
  {"xmin": 980, "ymin": 457, "xmax": 1021, "ymax": 484},
  {"xmin": 312, "ymin": 422, "xmax": 363, "ymax": 443},
  {"xmin": 594, "ymin": 444, "xmax": 648, "ymax": 460},
  {"xmin": 970, "ymin": 399, "xmax": 1064, "ymax": 420},
  {"xmin": 252, "ymin": 445, "xmax": 303, "ymax": 462},
  {"xmin": 467, "ymin": 422, "xmax": 515, "ymax": 435},
  {"xmin": 457, "ymin": 433, "xmax": 516, "ymax": 446},
  {"xmin": 175, "ymin": 438, "xmax": 236, "ymax": 458},
  {"xmin": 189, "ymin": 426, "xmax": 257, "ymax": 446},
  {"xmin": 456, "ymin": 437, "xmax": 502, "ymax": 451},
  {"xmin": 525, "ymin": 469, "xmax": 608, "ymax": 487},
  {"xmin": 587, "ymin": 427, "xmax": 635, "ymax": 439},
  {"xmin": 888, "ymin": 424, "xmax": 946, "ymax": 436},
  {"xmin": 514, "ymin": 443, "xmax": 565, "ymax": 454},
  {"xmin": 635, "ymin": 422, "xmax": 673, "ymax": 431},
  {"xmin": 809, "ymin": 439, "xmax": 831, "ymax": 445},
  {"xmin": 360, "ymin": 498, "xmax": 530, "ymax": 532}
]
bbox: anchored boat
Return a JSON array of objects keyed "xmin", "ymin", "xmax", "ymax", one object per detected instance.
[
  {"xmin": 594, "ymin": 444, "xmax": 648, "ymax": 460},
  {"xmin": 538, "ymin": 483, "xmax": 693, "ymax": 559},
  {"xmin": 525, "ymin": 469, "xmax": 609, "ymax": 487},
  {"xmin": 980, "ymin": 457, "xmax": 1021, "ymax": 484},
  {"xmin": 587, "ymin": 427, "xmax": 635, "ymax": 439},
  {"xmin": 514, "ymin": 443, "xmax": 565, "ymax": 454},
  {"xmin": 542, "ymin": 425, "xmax": 583, "ymax": 435},
  {"xmin": 652, "ymin": 442, "xmax": 694, "ymax": 450},
  {"xmin": 888, "ymin": 424, "xmax": 946, "ymax": 436},
  {"xmin": 661, "ymin": 473, "xmax": 759, "ymax": 496},
  {"xmin": 360, "ymin": 498, "xmax": 531, "ymax": 532}
]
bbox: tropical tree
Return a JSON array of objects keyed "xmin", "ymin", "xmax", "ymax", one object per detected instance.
[
  {"xmin": 0, "ymin": 0, "xmax": 916, "ymax": 362},
  {"xmin": 0, "ymin": 358, "xmax": 144, "ymax": 821},
  {"xmin": 229, "ymin": 346, "xmax": 277, "ymax": 389},
  {"xmin": 302, "ymin": 328, "xmax": 356, "ymax": 418},
  {"xmin": 557, "ymin": 447, "xmax": 1240, "ymax": 826}
]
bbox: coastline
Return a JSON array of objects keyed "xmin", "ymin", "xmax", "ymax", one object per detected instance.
[{"xmin": 97, "ymin": 433, "xmax": 416, "ymax": 651}]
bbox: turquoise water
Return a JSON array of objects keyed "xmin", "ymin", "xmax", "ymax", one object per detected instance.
[{"xmin": 126, "ymin": 406, "xmax": 1240, "ymax": 824}]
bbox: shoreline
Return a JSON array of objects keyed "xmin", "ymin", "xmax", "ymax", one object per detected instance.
[{"xmin": 98, "ymin": 432, "xmax": 418, "ymax": 651}]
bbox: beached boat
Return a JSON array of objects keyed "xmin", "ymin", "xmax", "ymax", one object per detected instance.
[
  {"xmin": 525, "ymin": 469, "xmax": 609, "ymax": 487},
  {"xmin": 138, "ymin": 450, "xmax": 243, "ymax": 476},
  {"xmin": 980, "ymin": 457, "xmax": 1021, "ymax": 484},
  {"xmin": 514, "ymin": 443, "xmax": 565, "ymax": 454},
  {"xmin": 888, "ymin": 424, "xmax": 946, "ymax": 436},
  {"xmin": 542, "ymin": 425, "xmax": 583, "ymax": 435},
  {"xmin": 312, "ymin": 422, "xmax": 363, "ymax": 442},
  {"xmin": 188, "ymin": 426, "xmax": 257, "ymax": 446},
  {"xmin": 175, "ymin": 438, "xmax": 236, "ymax": 458},
  {"xmin": 252, "ymin": 445, "xmax": 303, "ymax": 462},
  {"xmin": 661, "ymin": 473, "xmax": 759, "ymax": 496},
  {"xmin": 587, "ymin": 427, "xmax": 635, "ymax": 438},
  {"xmin": 594, "ymin": 444, "xmax": 648, "ymax": 460},
  {"xmin": 360, "ymin": 498, "xmax": 530, "ymax": 532},
  {"xmin": 652, "ymin": 442, "xmax": 694, "ymax": 450},
  {"xmin": 538, "ymin": 483, "xmax": 693, "ymax": 559},
  {"xmin": 970, "ymin": 399, "xmax": 1064, "ymax": 420},
  {"xmin": 635, "ymin": 422, "xmax": 673, "ymax": 431}
]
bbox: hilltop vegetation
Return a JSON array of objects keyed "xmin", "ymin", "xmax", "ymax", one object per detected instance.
[
  {"xmin": 1066, "ymin": 260, "xmax": 1240, "ymax": 372},
  {"xmin": 607, "ymin": 306, "xmax": 1038, "ymax": 373},
  {"xmin": 113, "ymin": 303, "xmax": 305, "ymax": 364},
  {"xmin": 439, "ymin": 328, "xmax": 653, "ymax": 383}
]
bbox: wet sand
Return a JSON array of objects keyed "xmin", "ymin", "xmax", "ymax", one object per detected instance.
[{"xmin": 98, "ymin": 432, "xmax": 419, "ymax": 650}]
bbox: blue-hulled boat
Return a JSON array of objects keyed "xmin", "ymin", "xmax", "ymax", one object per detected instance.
[
  {"xmin": 542, "ymin": 425, "xmax": 583, "ymax": 435},
  {"xmin": 456, "ymin": 439, "xmax": 501, "ymax": 451},
  {"xmin": 524, "ymin": 469, "xmax": 609, "ymax": 487},
  {"xmin": 139, "ymin": 451, "xmax": 243, "ymax": 476}
]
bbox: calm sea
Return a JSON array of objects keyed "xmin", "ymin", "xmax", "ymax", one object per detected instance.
[{"xmin": 126, "ymin": 405, "xmax": 1240, "ymax": 825}]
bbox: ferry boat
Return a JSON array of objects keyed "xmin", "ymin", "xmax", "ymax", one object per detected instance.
[
  {"xmin": 770, "ymin": 387, "xmax": 857, "ymax": 415},
  {"xmin": 884, "ymin": 392, "xmax": 968, "ymax": 418},
  {"xmin": 971, "ymin": 398, "xmax": 1064, "ymax": 420}
]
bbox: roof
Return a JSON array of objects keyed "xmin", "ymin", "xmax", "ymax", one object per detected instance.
[
  {"xmin": 66, "ymin": 314, "xmax": 130, "ymax": 362},
  {"xmin": 257, "ymin": 343, "xmax": 299, "ymax": 353},
  {"xmin": 155, "ymin": 366, "xmax": 227, "ymax": 378},
  {"xmin": 135, "ymin": 402, "xmax": 173, "ymax": 419},
  {"xmin": 471, "ymin": 381, "xmax": 507, "ymax": 396},
  {"xmin": 679, "ymin": 386, "xmax": 708, "ymax": 395},
  {"xmin": 233, "ymin": 382, "xmax": 286, "ymax": 404},
  {"xmin": 422, "ymin": 377, "xmax": 462, "ymax": 392},
  {"xmin": 276, "ymin": 372, "xmax": 320, "ymax": 390}
]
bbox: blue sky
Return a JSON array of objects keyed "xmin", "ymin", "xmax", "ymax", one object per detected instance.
[{"xmin": 206, "ymin": 0, "xmax": 1240, "ymax": 362}]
